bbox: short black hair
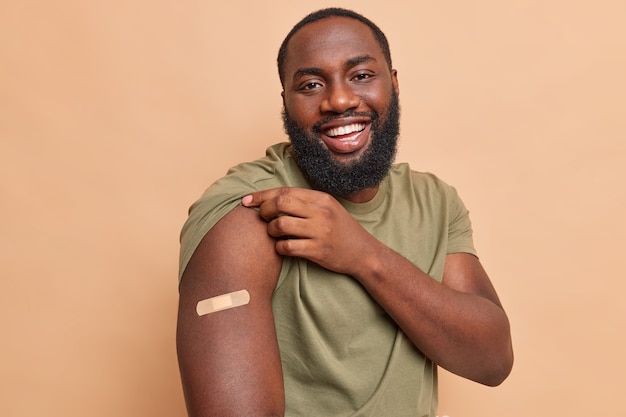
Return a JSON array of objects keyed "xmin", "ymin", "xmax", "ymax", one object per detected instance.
[{"xmin": 277, "ymin": 8, "xmax": 393, "ymax": 87}]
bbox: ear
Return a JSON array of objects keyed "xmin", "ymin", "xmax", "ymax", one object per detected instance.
[{"xmin": 391, "ymin": 69, "xmax": 399, "ymax": 96}]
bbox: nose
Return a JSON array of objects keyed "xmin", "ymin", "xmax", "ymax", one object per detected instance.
[{"xmin": 320, "ymin": 81, "xmax": 360, "ymax": 114}]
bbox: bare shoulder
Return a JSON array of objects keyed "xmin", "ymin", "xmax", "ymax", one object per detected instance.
[
  {"xmin": 180, "ymin": 204, "xmax": 282, "ymax": 298},
  {"xmin": 177, "ymin": 204, "xmax": 285, "ymax": 416}
]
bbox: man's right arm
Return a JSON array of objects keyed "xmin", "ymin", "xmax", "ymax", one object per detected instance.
[{"xmin": 176, "ymin": 205, "xmax": 285, "ymax": 417}]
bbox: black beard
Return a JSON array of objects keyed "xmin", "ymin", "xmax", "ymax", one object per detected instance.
[{"xmin": 282, "ymin": 90, "xmax": 400, "ymax": 199}]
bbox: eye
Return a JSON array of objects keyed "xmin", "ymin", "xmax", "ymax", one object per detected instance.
[
  {"xmin": 352, "ymin": 72, "xmax": 374, "ymax": 83},
  {"xmin": 297, "ymin": 80, "xmax": 324, "ymax": 92},
  {"xmin": 302, "ymin": 82, "xmax": 322, "ymax": 90}
]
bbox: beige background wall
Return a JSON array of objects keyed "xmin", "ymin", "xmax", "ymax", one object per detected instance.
[{"xmin": 1, "ymin": 1, "xmax": 624, "ymax": 416}]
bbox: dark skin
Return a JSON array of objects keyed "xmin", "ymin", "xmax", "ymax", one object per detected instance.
[
  {"xmin": 177, "ymin": 205, "xmax": 285, "ymax": 416},
  {"xmin": 177, "ymin": 16, "xmax": 513, "ymax": 417}
]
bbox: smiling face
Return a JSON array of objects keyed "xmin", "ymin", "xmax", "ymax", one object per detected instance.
[{"xmin": 281, "ymin": 16, "xmax": 400, "ymax": 201}]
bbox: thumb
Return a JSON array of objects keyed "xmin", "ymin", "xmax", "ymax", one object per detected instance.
[{"xmin": 241, "ymin": 194, "xmax": 256, "ymax": 207}]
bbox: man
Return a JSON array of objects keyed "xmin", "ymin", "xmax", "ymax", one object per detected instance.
[{"xmin": 177, "ymin": 8, "xmax": 513, "ymax": 417}]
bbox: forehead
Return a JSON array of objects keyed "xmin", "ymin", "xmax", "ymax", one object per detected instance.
[{"xmin": 284, "ymin": 16, "xmax": 384, "ymax": 75}]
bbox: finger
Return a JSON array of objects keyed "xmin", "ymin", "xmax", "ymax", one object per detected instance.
[
  {"xmin": 245, "ymin": 188, "xmax": 322, "ymax": 221},
  {"xmin": 267, "ymin": 215, "xmax": 313, "ymax": 239},
  {"xmin": 241, "ymin": 189, "xmax": 276, "ymax": 208},
  {"xmin": 274, "ymin": 237, "xmax": 314, "ymax": 259},
  {"xmin": 242, "ymin": 187, "xmax": 326, "ymax": 208},
  {"xmin": 241, "ymin": 188, "xmax": 292, "ymax": 213}
]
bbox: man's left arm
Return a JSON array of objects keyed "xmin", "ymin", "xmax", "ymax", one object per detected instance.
[
  {"xmin": 358, "ymin": 247, "xmax": 514, "ymax": 386},
  {"xmin": 242, "ymin": 187, "xmax": 513, "ymax": 386}
]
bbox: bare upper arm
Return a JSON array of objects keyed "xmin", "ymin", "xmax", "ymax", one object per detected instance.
[
  {"xmin": 442, "ymin": 253, "xmax": 503, "ymax": 308},
  {"xmin": 176, "ymin": 205, "xmax": 285, "ymax": 417}
]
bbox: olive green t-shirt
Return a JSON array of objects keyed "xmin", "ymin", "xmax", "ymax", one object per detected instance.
[{"xmin": 179, "ymin": 142, "xmax": 477, "ymax": 417}]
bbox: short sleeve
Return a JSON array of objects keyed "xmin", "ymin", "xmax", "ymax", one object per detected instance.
[
  {"xmin": 178, "ymin": 143, "xmax": 308, "ymax": 284},
  {"xmin": 445, "ymin": 186, "xmax": 477, "ymax": 257},
  {"xmin": 178, "ymin": 174, "xmax": 253, "ymax": 283}
]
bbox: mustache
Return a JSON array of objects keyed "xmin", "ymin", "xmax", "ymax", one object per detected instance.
[{"xmin": 312, "ymin": 111, "xmax": 379, "ymax": 134}]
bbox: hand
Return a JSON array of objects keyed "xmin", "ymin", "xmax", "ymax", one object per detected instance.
[{"xmin": 242, "ymin": 187, "xmax": 376, "ymax": 275}]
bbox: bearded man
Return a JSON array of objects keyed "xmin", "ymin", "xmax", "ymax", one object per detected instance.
[{"xmin": 176, "ymin": 8, "xmax": 513, "ymax": 417}]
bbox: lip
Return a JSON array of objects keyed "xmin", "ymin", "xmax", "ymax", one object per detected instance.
[{"xmin": 318, "ymin": 117, "xmax": 372, "ymax": 155}]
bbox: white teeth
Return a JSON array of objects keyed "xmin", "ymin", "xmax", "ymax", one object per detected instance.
[{"xmin": 327, "ymin": 123, "xmax": 366, "ymax": 137}]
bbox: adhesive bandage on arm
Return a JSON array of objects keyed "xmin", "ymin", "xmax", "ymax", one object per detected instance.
[{"xmin": 196, "ymin": 289, "xmax": 250, "ymax": 316}]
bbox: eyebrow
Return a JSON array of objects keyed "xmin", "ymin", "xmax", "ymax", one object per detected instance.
[
  {"xmin": 345, "ymin": 55, "xmax": 376, "ymax": 67},
  {"xmin": 293, "ymin": 67, "xmax": 323, "ymax": 79},
  {"xmin": 292, "ymin": 55, "xmax": 378, "ymax": 80}
]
